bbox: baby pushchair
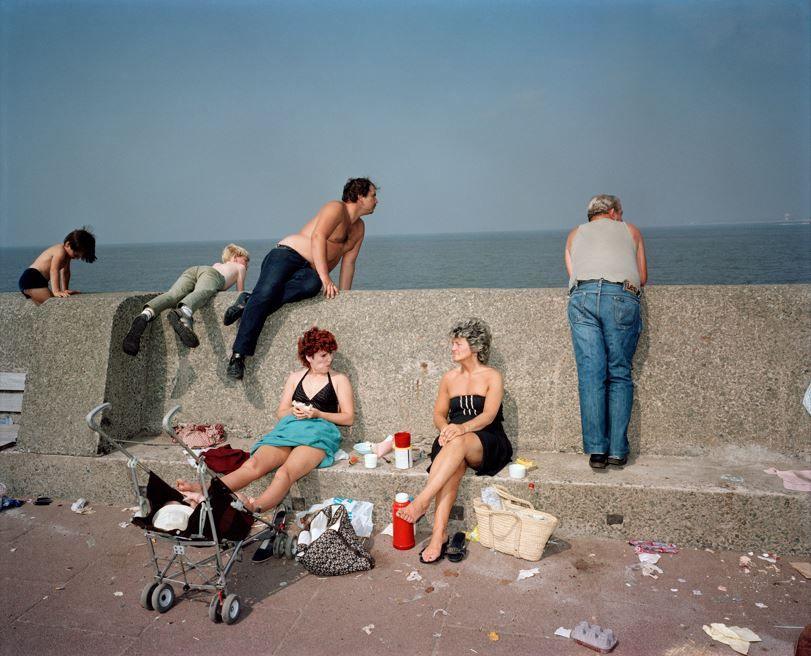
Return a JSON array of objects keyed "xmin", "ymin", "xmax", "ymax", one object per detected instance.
[{"xmin": 86, "ymin": 403, "xmax": 295, "ymax": 624}]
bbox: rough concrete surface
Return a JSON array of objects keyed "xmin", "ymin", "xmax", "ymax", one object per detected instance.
[{"xmin": 0, "ymin": 501, "xmax": 808, "ymax": 656}]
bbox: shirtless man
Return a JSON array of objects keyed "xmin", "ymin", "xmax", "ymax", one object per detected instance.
[{"xmin": 225, "ymin": 178, "xmax": 378, "ymax": 380}]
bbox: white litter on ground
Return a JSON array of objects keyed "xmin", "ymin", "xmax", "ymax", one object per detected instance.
[
  {"xmin": 361, "ymin": 624, "xmax": 375, "ymax": 635},
  {"xmin": 516, "ymin": 567, "xmax": 540, "ymax": 581},
  {"xmin": 114, "ymin": 591, "xmax": 123, "ymax": 597},
  {"xmin": 638, "ymin": 553, "xmax": 660, "ymax": 565},
  {"xmin": 554, "ymin": 627, "xmax": 572, "ymax": 638},
  {"xmin": 407, "ymin": 571, "xmax": 423, "ymax": 582}
]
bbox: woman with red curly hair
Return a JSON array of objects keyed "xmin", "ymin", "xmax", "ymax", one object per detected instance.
[{"xmin": 177, "ymin": 327, "xmax": 354, "ymax": 520}]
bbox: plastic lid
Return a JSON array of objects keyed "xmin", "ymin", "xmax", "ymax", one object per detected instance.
[{"xmin": 395, "ymin": 492, "xmax": 410, "ymax": 503}]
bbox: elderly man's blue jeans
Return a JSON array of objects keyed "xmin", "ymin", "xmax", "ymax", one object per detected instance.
[{"xmin": 568, "ymin": 281, "xmax": 642, "ymax": 458}]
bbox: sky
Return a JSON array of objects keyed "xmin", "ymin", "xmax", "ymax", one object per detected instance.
[{"xmin": 0, "ymin": 0, "xmax": 809, "ymax": 247}]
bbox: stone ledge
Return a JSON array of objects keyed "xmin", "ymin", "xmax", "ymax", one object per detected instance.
[{"xmin": 2, "ymin": 448, "xmax": 807, "ymax": 554}]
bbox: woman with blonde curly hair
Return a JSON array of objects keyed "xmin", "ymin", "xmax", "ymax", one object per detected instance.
[
  {"xmin": 177, "ymin": 327, "xmax": 354, "ymax": 516},
  {"xmin": 397, "ymin": 318, "xmax": 513, "ymax": 563}
]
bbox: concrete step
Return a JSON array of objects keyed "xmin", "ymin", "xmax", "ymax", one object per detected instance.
[{"xmin": 1, "ymin": 445, "xmax": 808, "ymax": 554}]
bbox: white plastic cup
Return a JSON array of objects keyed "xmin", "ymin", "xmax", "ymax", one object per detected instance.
[
  {"xmin": 364, "ymin": 453, "xmax": 378, "ymax": 468},
  {"xmin": 508, "ymin": 463, "xmax": 527, "ymax": 479}
]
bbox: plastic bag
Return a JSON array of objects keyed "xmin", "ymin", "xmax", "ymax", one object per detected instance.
[
  {"xmin": 295, "ymin": 497, "xmax": 374, "ymax": 537},
  {"xmin": 481, "ymin": 486, "xmax": 503, "ymax": 510},
  {"xmin": 803, "ymin": 381, "xmax": 811, "ymax": 416}
]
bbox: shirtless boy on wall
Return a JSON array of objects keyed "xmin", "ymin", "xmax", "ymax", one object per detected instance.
[{"xmin": 225, "ymin": 178, "xmax": 378, "ymax": 380}]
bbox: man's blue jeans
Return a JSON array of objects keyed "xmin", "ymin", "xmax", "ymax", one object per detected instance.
[
  {"xmin": 567, "ymin": 281, "xmax": 642, "ymax": 457},
  {"xmin": 232, "ymin": 246, "xmax": 322, "ymax": 357}
]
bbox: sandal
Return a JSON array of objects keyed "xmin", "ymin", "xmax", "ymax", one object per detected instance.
[
  {"xmin": 446, "ymin": 531, "xmax": 468, "ymax": 563},
  {"xmin": 419, "ymin": 537, "xmax": 449, "ymax": 564}
]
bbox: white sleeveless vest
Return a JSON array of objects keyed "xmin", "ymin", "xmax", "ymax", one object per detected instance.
[{"xmin": 569, "ymin": 219, "xmax": 640, "ymax": 290}]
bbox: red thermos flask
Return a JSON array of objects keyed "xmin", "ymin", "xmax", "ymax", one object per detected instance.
[{"xmin": 392, "ymin": 492, "xmax": 415, "ymax": 550}]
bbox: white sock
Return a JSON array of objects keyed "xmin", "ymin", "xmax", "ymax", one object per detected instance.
[
  {"xmin": 141, "ymin": 308, "xmax": 155, "ymax": 321},
  {"xmin": 179, "ymin": 305, "xmax": 193, "ymax": 319}
]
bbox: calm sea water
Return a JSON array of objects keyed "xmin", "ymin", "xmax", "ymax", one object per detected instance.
[{"xmin": 1, "ymin": 223, "xmax": 809, "ymax": 293}]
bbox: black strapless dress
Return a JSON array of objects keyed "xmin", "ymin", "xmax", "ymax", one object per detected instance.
[{"xmin": 428, "ymin": 394, "xmax": 513, "ymax": 476}]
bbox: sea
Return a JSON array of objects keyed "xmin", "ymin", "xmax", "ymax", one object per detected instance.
[{"xmin": 1, "ymin": 223, "xmax": 809, "ymax": 293}]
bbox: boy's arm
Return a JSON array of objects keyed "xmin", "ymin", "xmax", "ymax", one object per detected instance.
[
  {"xmin": 62, "ymin": 260, "xmax": 73, "ymax": 292},
  {"xmin": 50, "ymin": 250, "xmax": 69, "ymax": 297},
  {"xmin": 236, "ymin": 264, "xmax": 246, "ymax": 292}
]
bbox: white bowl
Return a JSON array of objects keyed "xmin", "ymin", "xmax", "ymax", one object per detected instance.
[
  {"xmin": 508, "ymin": 463, "xmax": 527, "ymax": 479},
  {"xmin": 354, "ymin": 442, "xmax": 373, "ymax": 455}
]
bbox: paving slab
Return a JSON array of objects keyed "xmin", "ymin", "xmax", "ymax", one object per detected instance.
[{"xmin": 0, "ymin": 500, "xmax": 808, "ymax": 656}]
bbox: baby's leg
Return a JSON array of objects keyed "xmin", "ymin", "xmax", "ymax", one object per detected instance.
[{"xmin": 26, "ymin": 288, "xmax": 53, "ymax": 305}]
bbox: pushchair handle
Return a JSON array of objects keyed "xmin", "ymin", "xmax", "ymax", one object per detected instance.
[
  {"xmin": 162, "ymin": 405, "xmax": 182, "ymax": 438},
  {"xmin": 85, "ymin": 402, "xmax": 112, "ymax": 433}
]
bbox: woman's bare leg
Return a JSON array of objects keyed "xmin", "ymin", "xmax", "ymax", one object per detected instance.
[
  {"xmin": 398, "ymin": 433, "xmax": 483, "ymax": 523},
  {"xmin": 421, "ymin": 460, "xmax": 466, "ymax": 562},
  {"xmin": 176, "ymin": 445, "xmax": 291, "ymax": 493},
  {"xmin": 249, "ymin": 445, "xmax": 325, "ymax": 512}
]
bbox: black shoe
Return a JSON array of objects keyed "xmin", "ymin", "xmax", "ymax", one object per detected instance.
[
  {"xmin": 224, "ymin": 291, "xmax": 251, "ymax": 326},
  {"xmin": 251, "ymin": 537, "xmax": 275, "ymax": 563},
  {"xmin": 607, "ymin": 455, "xmax": 628, "ymax": 467},
  {"xmin": 167, "ymin": 309, "xmax": 200, "ymax": 348},
  {"xmin": 589, "ymin": 453, "xmax": 608, "ymax": 469},
  {"xmin": 123, "ymin": 315, "xmax": 149, "ymax": 356},
  {"xmin": 227, "ymin": 353, "xmax": 245, "ymax": 380}
]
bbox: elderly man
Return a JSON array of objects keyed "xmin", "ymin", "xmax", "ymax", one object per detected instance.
[
  {"xmin": 226, "ymin": 177, "xmax": 378, "ymax": 380},
  {"xmin": 564, "ymin": 194, "xmax": 648, "ymax": 468}
]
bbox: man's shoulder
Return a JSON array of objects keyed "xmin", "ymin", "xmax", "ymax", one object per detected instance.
[{"xmin": 319, "ymin": 200, "xmax": 348, "ymax": 215}]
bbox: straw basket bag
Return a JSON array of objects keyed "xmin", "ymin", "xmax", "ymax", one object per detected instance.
[{"xmin": 473, "ymin": 484, "xmax": 558, "ymax": 561}]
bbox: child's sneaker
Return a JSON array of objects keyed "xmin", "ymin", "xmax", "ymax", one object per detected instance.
[
  {"xmin": 224, "ymin": 291, "xmax": 251, "ymax": 326},
  {"xmin": 168, "ymin": 309, "xmax": 200, "ymax": 348},
  {"xmin": 123, "ymin": 315, "xmax": 149, "ymax": 356},
  {"xmin": 227, "ymin": 353, "xmax": 245, "ymax": 380}
]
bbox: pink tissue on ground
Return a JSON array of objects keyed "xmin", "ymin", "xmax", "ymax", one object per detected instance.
[{"xmin": 763, "ymin": 468, "xmax": 811, "ymax": 492}]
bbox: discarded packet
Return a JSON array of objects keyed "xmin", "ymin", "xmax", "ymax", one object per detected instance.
[{"xmin": 629, "ymin": 539, "xmax": 679, "ymax": 554}]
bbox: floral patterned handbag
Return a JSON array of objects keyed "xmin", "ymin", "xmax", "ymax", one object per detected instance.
[{"xmin": 298, "ymin": 504, "xmax": 375, "ymax": 576}]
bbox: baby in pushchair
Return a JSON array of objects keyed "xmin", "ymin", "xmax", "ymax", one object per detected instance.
[{"xmin": 86, "ymin": 403, "xmax": 296, "ymax": 624}]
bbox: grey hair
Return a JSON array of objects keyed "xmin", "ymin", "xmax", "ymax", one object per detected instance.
[
  {"xmin": 587, "ymin": 194, "xmax": 622, "ymax": 220},
  {"xmin": 449, "ymin": 317, "xmax": 492, "ymax": 364}
]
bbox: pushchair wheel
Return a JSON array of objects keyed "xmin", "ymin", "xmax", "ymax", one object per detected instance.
[
  {"xmin": 222, "ymin": 593, "xmax": 241, "ymax": 624},
  {"xmin": 273, "ymin": 535, "xmax": 286, "ymax": 558},
  {"xmin": 140, "ymin": 582, "xmax": 159, "ymax": 610},
  {"xmin": 285, "ymin": 534, "xmax": 296, "ymax": 559},
  {"xmin": 209, "ymin": 595, "xmax": 223, "ymax": 623},
  {"xmin": 151, "ymin": 583, "xmax": 175, "ymax": 613}
]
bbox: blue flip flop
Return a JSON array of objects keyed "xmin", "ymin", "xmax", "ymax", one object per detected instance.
[{"xmin": 446, "ymin": 531, "xmax": 468, "ymax": 563}]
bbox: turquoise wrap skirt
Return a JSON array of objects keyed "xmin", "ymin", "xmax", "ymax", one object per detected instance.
[{"xmin": 250, "ymin": 415, "xmax": 341, "ymax": 468}]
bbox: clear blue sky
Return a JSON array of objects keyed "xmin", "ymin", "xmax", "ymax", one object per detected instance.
[{"xmin": 1, "ymin": 0, "xmax": 808, "ymax": 247}]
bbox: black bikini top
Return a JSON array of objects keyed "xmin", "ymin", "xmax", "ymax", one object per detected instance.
[{"xmin": 292, "ymin": 370, "xmax": 339, "ymax": 414}]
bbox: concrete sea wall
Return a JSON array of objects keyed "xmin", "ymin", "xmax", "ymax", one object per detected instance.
[{"xmin": 1, "ymin": 285, "xmax": 808, "ymax": 459}]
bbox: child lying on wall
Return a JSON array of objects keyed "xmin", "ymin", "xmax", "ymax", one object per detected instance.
[{"xmin": 123, "ymin": 243, "xmax": 249, "ymax": 355}]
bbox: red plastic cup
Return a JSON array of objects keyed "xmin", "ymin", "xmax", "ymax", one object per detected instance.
[{"xmin": 394, "ymin": 431, "xmax": 411, "ymax": 449}]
